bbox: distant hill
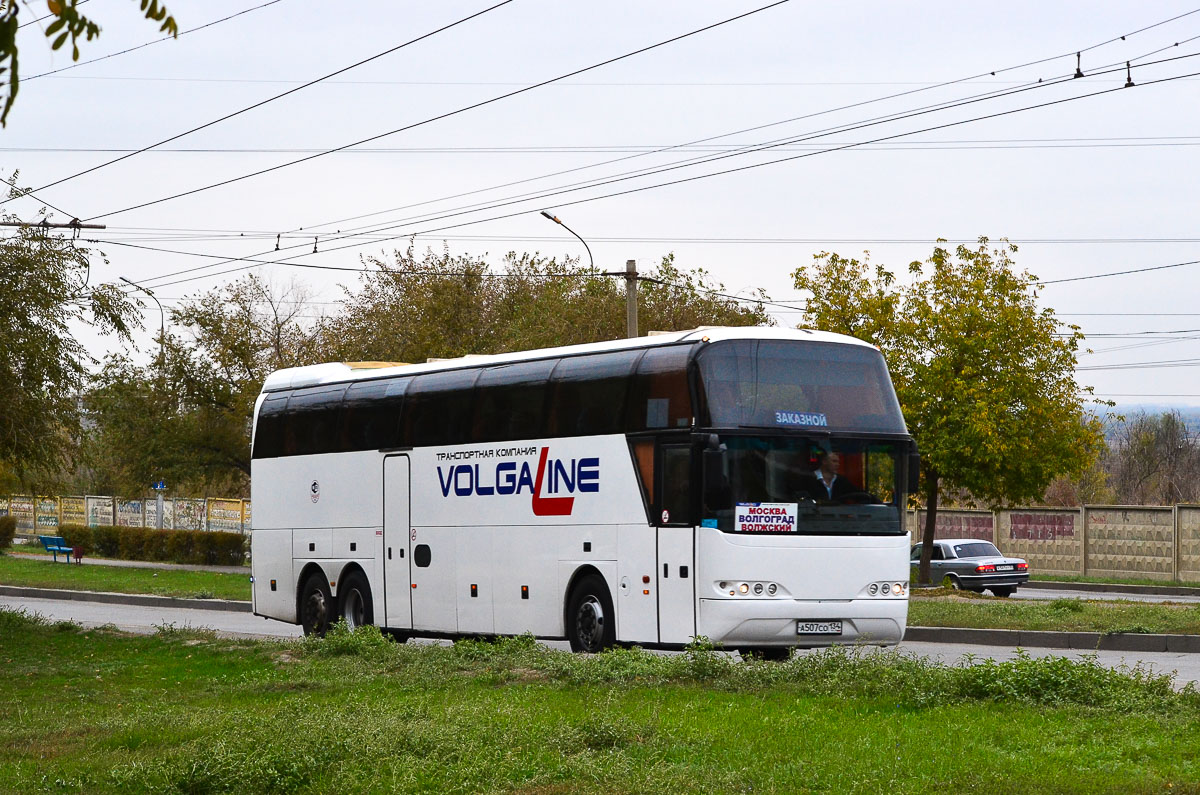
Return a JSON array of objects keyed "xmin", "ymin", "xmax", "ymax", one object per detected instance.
[{"xmin": 1100, "ymin": 404, "xmax": 1200, "ymax": 441}]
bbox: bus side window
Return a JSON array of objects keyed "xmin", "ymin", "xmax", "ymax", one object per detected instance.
[
  {"xmin": 549, "ymin": 350, "xmax": 642, "ymax": 437},
  {"xmin": 630, "ymin": 439, "xmax": 654, "ymax": 519},
  {"xmin": 252, "ymin": 391, "xmax": 291, "ymax": 459},
  {"xmin": 283, "ymin": 383, "xmax": 348, "ymax": 456},
  {"xmin": 404, "ymin": 369, "xmax": 480, "ymax": 447},
  {"xmin": 473, "ymin": 359, "xmax": 557, "ymax": 443},
  {"xmin": 659, "ymin": 444, "xmax": 691, "ymax": 525},
  {"xmin": 627, "ymin": 345, "xmax": 694, "ymax": 431},
  {"xmin": 339, "ymin": 377, "xmax": 407, "ymax": 452}
]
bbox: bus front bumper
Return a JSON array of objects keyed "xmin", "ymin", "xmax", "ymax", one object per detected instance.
[{"xmin": 698, "ymin": 597, "xmax": 908, "ymax": 648}]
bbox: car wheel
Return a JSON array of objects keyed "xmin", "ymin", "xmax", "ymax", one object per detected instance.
[
  {"xmin": 339, "ymin": 570, "xmax": 374, "ymax": 629},
  {"xmin": 566, "ymin": 573, "xmax": 615, "ymax": 653},
  {"xmin": 299, "ymin": 571, "xmax": 333, "ymax": 637},
  {"xmin": 941, "ymin": 574, "xmax": 961, "ymax": 591},
  {"xmin": 991, "ymin": 586, "xmax": 1014, "ymax": 598}
]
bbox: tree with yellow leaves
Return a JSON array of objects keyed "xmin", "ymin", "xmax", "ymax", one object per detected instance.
[{"xmin": 793, "ymin": 238, "xmax": 1104, "ymax": 585}]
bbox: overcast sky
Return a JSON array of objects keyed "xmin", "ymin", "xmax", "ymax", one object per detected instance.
[{"xmin": 6, "ymin": 0, "xmax": 1200, "ymax": 407}]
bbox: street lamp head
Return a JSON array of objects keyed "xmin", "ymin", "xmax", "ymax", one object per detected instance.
[
  {"xmin": 120, "ymin": 276, "xmax": 155, "ymax": 297},
  {"xmin": 540, "ymin": 210, "xmax": 560, "ymax": 224}
]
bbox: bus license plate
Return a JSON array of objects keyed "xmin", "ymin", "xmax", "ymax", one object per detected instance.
[{"xmin": 797, "ymin": 620, "xmax": 842, "ymax": 635}]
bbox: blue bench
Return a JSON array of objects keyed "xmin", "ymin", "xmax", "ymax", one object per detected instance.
[{"xmin": 37, "ymin": 535, "xmax": 74, "ymax": 563}]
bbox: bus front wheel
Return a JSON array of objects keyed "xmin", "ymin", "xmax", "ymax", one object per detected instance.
[
  {"xmin": 339, "ymin": 570, "xmax": 374, "ymax": 630},
  {"xmin": 567, "ymin": 574, "xmax": 615, "ymax": 653},
  {"xmin": 299, "ymin": 572, "xmax": 333, "ymax": 637}
]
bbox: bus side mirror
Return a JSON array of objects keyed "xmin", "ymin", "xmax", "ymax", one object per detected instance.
[
  {"xmin": 703, "ymin": 448, "xmax": 729, "ymax": 506},
  {"xmin": 907, "ymin": 448, "xmax": 921, "ymax": 494}
]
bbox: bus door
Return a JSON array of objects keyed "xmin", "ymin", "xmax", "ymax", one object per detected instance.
[
  {"xmin": 657, "ymin": 442, "xmax": 696, "ymax": 644},
  {"xmin": 383, "ymin": 455, "xmax": 412, "ymax": 629}
]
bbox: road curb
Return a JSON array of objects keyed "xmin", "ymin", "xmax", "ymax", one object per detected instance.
[
  {"xmin": 1024, "ymin": 580, "xmax": 1200, "ymax": 597},
  {"xmin": 0, "ymin": 585, "xmax": 252, "ymax": 613},
  {"xmin": 905, "ymin": 625, "xmax": 1200, "ymax": 653}
]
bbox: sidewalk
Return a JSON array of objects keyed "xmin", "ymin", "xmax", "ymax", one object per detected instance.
[{"xmin": 7, "ymin": 551, "xmax": 248, "ymax": 575}]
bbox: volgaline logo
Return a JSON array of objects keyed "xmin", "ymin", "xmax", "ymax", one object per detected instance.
[{"xmin": 436, "ymin": 447, "xmax": 599, "ymax": 516}]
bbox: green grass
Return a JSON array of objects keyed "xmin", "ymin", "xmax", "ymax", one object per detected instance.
[
  {"xmin": 0, "ymin": 611, "xmax": 1198, "ymax": 793},
  {"xmin": 1032, "ymin": 573, "xmax": 1200, "ymax": 590},
  {"xmin": 910, "ymin": 588, "xmax": 1200, "ymax": 634},
  {"xmin": 0, "ymin": 552, "xmax": 249, "ymax": 601}
]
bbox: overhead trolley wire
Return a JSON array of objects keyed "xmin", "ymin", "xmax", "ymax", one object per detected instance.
[
  {"xmin": 82, "ymin": 0, "xmax": 797, "ymax": 222},
  {"xmin": 115, "ymin": 53, "xmax": 1200, "ymax": 293},
  {"xmin": 1040, "ymin": 258, "xmax": 1200, "ymax": 285},
  {"xmin": 56, "ymin": 6, "xmax": 1199, "ymax": 256},
  {"xmin": 231, "ymin": 59, "xmax": 1200, "ymax": 279},
  {"xmin": 15, "ymin": 135, "xmax": 1200, "ymax": 156},
  {"xmin": 248, "ymin": 45, "xmax": 1200, "ymax": 266},
  {"xmin": 274, "ymin": 7, "xmax": 1200, "ymax": 238},
  {"xmin": 92, "ymin": 11, "xmax": 1200, "ymax": 292},
  {"xmin": 88, "ymin": 6, "xmax": 1200, "ymax": 226},
  {"xmin": 23, "ymin": 0, "xmax": 284, "ymax": 82},
  {"xmin": 91, "ymin": 238, "xmax": 805, "ymax": 312},
  {"xmin": 0, "ymin": 0, "xmax": 519, "ymax": 208},
  {"xmin": 116, "ymin": 61, "xmax": 1200, "ymax": 296}
]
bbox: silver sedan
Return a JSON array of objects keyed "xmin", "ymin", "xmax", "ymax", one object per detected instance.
[{"xmin": 910, "ymin": 539, "xmax": 1029, "ymax": 597}]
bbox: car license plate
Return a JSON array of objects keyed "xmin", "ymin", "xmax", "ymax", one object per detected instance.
[
  {"xmin": 995, "ymin": 565, "xmax": 1014, "ymax": 571},
  {"xmin": 797, "ymin": 620, "xmax": 842, "ymax": 635}
]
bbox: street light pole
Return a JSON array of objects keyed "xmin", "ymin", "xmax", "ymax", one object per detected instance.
[
  {"xmin": 121, "ymin": 276, "xmax": 167, "ymax": 531},
  {"xmin": 539, "ymin": 210, "xmax": 595, "ymax": 274},
  {"xmin": 120, "ymin": 276, "xmax": 165, "ymax": 373}
]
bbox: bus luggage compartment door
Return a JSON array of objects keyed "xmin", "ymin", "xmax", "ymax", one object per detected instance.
[
  {"xmin": 657, "ymin": 525, "xmax": 696, "ymax": 644},
  {"xmin": 383, "ymin": 455, "xmax": 413, "ymax": 629},
  {"xmin": 409, "ymin": 527, "xmax": 458, "ymax": 632}
]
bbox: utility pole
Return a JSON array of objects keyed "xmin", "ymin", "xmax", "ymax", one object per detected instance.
[{"xmin": 624, "ymin": 259, "xmax": 638, "ymax": 339}]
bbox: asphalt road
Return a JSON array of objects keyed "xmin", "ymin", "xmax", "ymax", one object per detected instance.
[{"xmin": 6, "ymin": 594, "xmax": 1200, "ymax": 689}]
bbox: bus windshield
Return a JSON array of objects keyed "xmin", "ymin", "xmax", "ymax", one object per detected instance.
[
  {"xmin": 703, "ymin": 435, "xmax": 904, "ymax": 536},
  {"xmin": 696, "ymin": 339, "xmax": 906, "ymax": 434}
]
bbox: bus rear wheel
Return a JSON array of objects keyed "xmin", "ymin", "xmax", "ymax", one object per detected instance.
[
  {"xmin": 339, "ymin": 570, "xmax": 374, "ymax": 629},
  {"xmin": 299, "ymin": 572, "xmax": 333, "ymax": 637},
  {"xmin": 567, "ymin": 573, "xmax": 615, "ymax": 653}
]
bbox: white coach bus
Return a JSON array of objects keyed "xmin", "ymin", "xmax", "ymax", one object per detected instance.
[{"xmin": 250, "ymin": 327, "xmax": 919, "ymax": 656}]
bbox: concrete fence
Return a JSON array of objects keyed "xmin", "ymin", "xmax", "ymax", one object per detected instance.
[
  {"xmin": 909, "ymin": 505, "xmax": 1200, "ymax": 583},
  {"xmin": 0, "ymin": 495, "xmax": 251, "ymax": 535}
]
